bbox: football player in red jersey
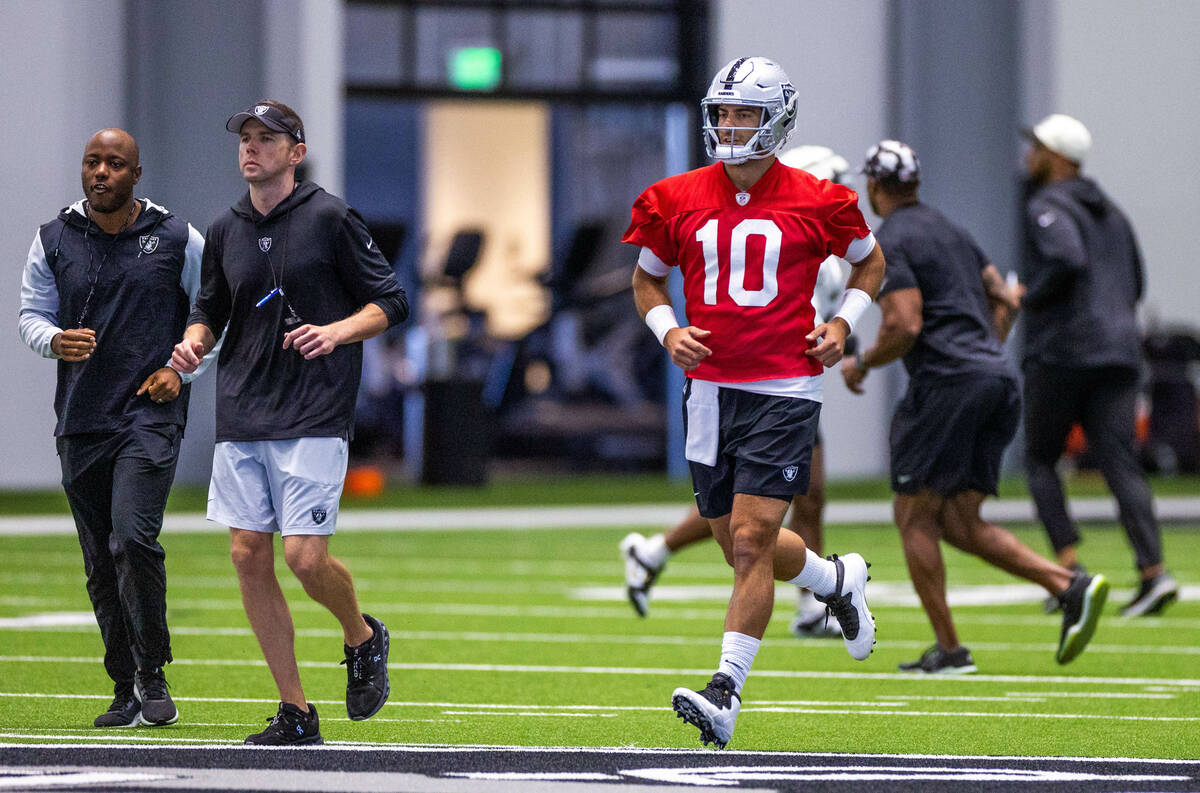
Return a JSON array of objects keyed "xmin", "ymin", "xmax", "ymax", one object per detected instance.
[
  {"xmin": 624, "ymin": 57, "xmax": 886, "ymax": 748},
  {"xmin": 621, "ymin": 146, "xmax": 855, "ymax": 642}
]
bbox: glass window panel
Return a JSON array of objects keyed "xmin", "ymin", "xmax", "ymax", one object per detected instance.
[
  {"xmin": 504, "ymin": 11, "xmax": 583, "ymax": 89},
  {"xmin": 345, "ymin": 4, "xmax": 406, "ymax": 84},
  {"xmin": 590, "ymin": 11, "xmax": 679, "ymax": 87}
]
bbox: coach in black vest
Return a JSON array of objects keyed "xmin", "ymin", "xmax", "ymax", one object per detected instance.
[{"xmin": 19, "ymin": 129, "xmax": 211, "ymax": 728}]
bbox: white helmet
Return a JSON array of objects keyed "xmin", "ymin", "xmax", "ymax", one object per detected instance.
[
  {"xmin": 702, "ymin": 57, "xmax": 798, "ymax": 164},
  {"xmin": 778, "ymin": 144, "xmax": 850, "ymax": 183}
]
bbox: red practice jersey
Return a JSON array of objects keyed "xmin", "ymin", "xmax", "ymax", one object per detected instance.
[{"xmin": 624, "ymin": 161, "xmax": 871, "ymax": 383}]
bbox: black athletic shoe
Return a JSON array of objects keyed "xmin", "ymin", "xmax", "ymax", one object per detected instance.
[
  {"xmin": 343, "ymin": 613, "xmax": 390, "ymax": 720},
  {"xmin": 94, "ymin": 687, "xmax": 141, "ymax": 728},
  {"xmin": 245, "ymin": 702, "xmax": 323, "ymax": 745},
  {"xmin": 135, "ymin": 667, "xmax": 178, "ymax": 726},
  {"xmin": 671, "ymin": 673, "xmax": 740, "ymax": 749},
  {"xmin": 1056, "ymin": 573, "xmax": 1109, "ymax": 664},
  {"xmin": 1044, "ymin": 563, "xmax": 1087, "ymax": 614},
  {"xmin": 898, "ymin": 645, "xmax": 978, "ymax": 674},
  {"xmin": 1120, "ymin": 573, "xmax": 1179, "ymax": 617}
]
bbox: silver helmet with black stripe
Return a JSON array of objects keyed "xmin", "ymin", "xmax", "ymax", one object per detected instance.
[{"xmin": 702, "ymin": 57, "xmax": 798, "ymax": 165}]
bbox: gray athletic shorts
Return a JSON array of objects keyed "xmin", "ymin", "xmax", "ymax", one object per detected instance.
[{"xmin": 208, "ymin": 437, "xmax": 348, "ymax": 535}]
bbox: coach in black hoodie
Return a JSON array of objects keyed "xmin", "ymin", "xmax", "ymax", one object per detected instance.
[
  {"xmin": 1021, "ymin": 113, "xmax": 1177, "ymax": 617},
  {"xmin": 172, "ymin": 101, "xmax": 408, "ymax": 745},
  {"xmin": 19, "ymin": 128, "xmax": 207, "ymax": 728}
]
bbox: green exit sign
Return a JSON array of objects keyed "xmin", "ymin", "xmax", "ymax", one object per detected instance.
[{"xmin": 450, "ymin": 47, "xmax": 502, "ymax": 91}]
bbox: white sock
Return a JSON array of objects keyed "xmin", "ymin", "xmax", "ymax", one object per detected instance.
[
  {"xmin": 640, "ymin": 533, "xmax": 670, "ymax": 568},
  {"xmin": 715, "ymin": 631, "xmax": 760, "ymax": 693},
  {"xmin": 788, "ymin": 550, "xmax": 838, "ymax": 597}
]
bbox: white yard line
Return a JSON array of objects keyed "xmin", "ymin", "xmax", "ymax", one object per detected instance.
[
  {"xmin": 2, "ymin": 658, "xmax": 1198, "ymax": 687},
  {"xmin": 4, "ymin": 496, "xmax": 1200, "ymax": 536},
  {"xmin": 5, "ymin": 624, "xmax": 1200, "ymax": 657}
]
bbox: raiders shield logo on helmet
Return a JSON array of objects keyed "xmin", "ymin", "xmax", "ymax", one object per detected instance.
[
  {"xmin": 259, "ymin": 237, "xmax": 272, "ymax": 252},
  {"xmin": 139, "ymin": 235, "xmax": 159, "ymax": 254}
]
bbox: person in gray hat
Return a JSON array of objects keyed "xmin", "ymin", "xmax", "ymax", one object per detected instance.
[
  {"xmin": 844, "ymin": 139, "xmax": 1110, "ymax": 673},
  {"xmin": 1021, "ymin": 113, "xmax": 1178, "ymax": 617}
]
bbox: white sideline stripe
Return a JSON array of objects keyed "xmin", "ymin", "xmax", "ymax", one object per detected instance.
[
  {"xmin": 0, "ymin": 693, "xmax": 895, "ymax": 710},
  {"xmin": 6, "ymin": 622, "xmax": 1200, "ymax": 657},
  {"xmin": 3, "ymin": 495, "xmax": 1200, "ymax": 535},
  {"xmin": 0, "ymin": 741, "xmax": 1198, "ymax": 766},
  {"xmin": 2, "ymin": 657, "xmax": 1198, "ymax": 688},
  {"xmin": 9, "ymin": 599, "xmax": 1200, "ymax": 630}
]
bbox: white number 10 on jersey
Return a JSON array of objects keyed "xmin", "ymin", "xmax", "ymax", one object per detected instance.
[{"xmin": 695, "ymin": 218, "xmax": 782, "ymax": 307}]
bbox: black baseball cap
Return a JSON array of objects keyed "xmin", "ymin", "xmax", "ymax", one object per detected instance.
[{"xmin": 225, "ymin": 102, "xmax": 304, "ymax": 143}]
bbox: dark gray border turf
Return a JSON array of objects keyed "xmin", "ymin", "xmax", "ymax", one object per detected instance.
[{"xmin": 1, "ymin": 745, "xmax": 1197, "ymax": 792}]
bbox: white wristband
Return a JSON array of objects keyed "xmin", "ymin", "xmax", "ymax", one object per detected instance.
[
  {"xmin": 833, "ymin": 288, "xmax": 872, "ymax": 333},
  {"xmin": 645, "ymin": 304, "xmax": 681, "ymax": 346}
]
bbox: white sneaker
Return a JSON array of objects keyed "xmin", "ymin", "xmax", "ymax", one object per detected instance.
[
  {"xmin": 671, "ymin": 673, "xmax": 740, "ymax": 749},
  {"xmin": 620, "ymin": 532, "xmax": 663, "ymax": 617},
  {"xmin": 790, "ymin": 589, "xmax": 842, "ymax": 638},
  {"xmin": 814, "ymin": 553, "xmax": 876, "ymax": 661}
]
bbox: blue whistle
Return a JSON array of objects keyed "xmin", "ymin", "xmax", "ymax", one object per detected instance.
[{"xmin": 255, "ymin": 287, "xmax": 281, "ymax": 308}]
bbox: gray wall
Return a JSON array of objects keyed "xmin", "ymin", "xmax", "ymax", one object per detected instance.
[
  {"xmin": 1049, "ymin": 0, "xmax": 1200, "ymax": 330},
  {"xmin": 0, "ymin": 0, "xmax": 127, "ymax": 487}
]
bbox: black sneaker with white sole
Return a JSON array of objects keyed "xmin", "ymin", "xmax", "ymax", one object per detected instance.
[
  {"xmin": 343, "ymin": 613, "xmax": 390, "ymax": 720},
  {"xmin": 1056, "ymin": 572, "xmax": 1109, "ymax": 664},
  {"xmin": 135, "ymin": 667, "xmax": 178, "ymax": 726},
  {"xmin": 245, "ymin": 702, "xmax": 323, "ymax": 745},
  {"xmin": 94, "ymin": 687, "xmax": 141, "ymax": 728},
  {"xmin": 671, "ymin": 673, "xmax": 740, "ymax": 749},
  {"xmin": 898, "ymin": 644, "xmax": 978, "ymax": 674},
  {"xmin": 1120, "ymin": 572, "xmax": 1179, "ymax": 617}
]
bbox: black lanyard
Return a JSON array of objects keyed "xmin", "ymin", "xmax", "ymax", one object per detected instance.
[{"xmin": 77, "ymin": 201, "xmax": 137, "ymax": 328}]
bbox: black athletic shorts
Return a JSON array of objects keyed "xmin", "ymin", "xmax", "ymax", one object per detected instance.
[
  {"xmin": 683, "ymin": 378, "xmax": 821, "ymax": 519},
  {"xmin": 889, "ymin": 372, "xmax": 1019, "ymax": 496}
]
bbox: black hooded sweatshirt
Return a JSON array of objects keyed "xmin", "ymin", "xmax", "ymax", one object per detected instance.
[
  {"xmin": 189, "ymin": 181, "xmax": 408, "ymax": 442},
  {"xmin": 1021, "ymin": 177, "xmax": 1145, "ymax": 370}
]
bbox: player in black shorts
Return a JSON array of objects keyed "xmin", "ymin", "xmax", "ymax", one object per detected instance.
[{"xmin": 842, "ymin": 140, "xmax": 1109, "ymax": 672}]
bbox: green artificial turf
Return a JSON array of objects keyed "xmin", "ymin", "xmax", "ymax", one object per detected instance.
[{"xmin": 0, "ymin": 514, "xmax": 1196, "ymax": 757}]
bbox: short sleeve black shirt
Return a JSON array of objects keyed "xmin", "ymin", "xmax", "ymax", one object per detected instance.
[{"xmin": 876, "ymin": 203, "xmax": 1010, "ymax": 380}]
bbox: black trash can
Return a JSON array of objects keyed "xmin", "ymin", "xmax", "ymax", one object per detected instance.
[{"xmin": 422, "ymin": 379, "xmax": 491, "ymax": 486}]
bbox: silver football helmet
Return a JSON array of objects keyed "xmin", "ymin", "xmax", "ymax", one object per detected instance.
[{"xmin": 702, "ymin": 57, "xmax": 798, "ymax": 164}]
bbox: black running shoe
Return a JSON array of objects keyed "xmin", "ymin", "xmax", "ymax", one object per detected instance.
[
  {"xmin": 135, "ymin": 667, "xmax": 178, "ymax": 726},
  {"xmin": 94, "ymin": 686, "xmax": 141, "ymax": 728},
  {"xmin": 1120, "ymin": 573, "xmax": 1179, "ymax": 617},
  {"xmin": 898, "ymin": 644, "xmax": 978, "ymax": 674},
  {"xmin": 671, "ymin": 673, "xmax": 740, "ymax": 749},
  {"xmin": 1043, "ymin": 563, "xmax": 1087, "ymax": 614},
  {"xmin": 245, "ymin": 702, "xmax": 323, "ymax": 745},
  {"xmin": 1056, "ymin": 573, "xmax": 1109, "ymax": 664},
  {"xmin": 343, "ymin": 613, "xmax": 390, "ymax": 720}
]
